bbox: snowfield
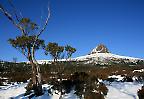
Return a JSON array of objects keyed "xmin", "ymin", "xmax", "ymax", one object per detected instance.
[{"xmin": 0, "ymin": 82, "xmax": 143, "ymax": 99}]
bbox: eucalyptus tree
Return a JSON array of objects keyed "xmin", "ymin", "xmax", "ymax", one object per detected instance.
[
  {"xmin": 65, "ymin": 45, "xmax": 76, "ymax": 60},
  {"xmin": 45, "ymin": 42, "xmax": 64, "ymax": 63},
  {"xmin": 0, "ymin": 1, "xmax": 50, "ymax": 95}
]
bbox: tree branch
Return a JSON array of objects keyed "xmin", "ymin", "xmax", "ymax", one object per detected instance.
[
  {"xmin": 37, "ymin": 6, "xmax": 50, "ymax": 37},
  {"xmin": 31, "ymin": 5, "xmax": 51, "ymax": 63},
  {"xmin": 0, "ymin": 3, "xmax": 25, "ymax": 35},
  {"xmin": 8, "ymin": 0, "xmax": 22, "ymax": 22}
]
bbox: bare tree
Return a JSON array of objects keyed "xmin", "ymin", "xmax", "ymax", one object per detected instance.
[{"xmin": 0, "ymin": 1, "xmax": 50, "ymax": 95}]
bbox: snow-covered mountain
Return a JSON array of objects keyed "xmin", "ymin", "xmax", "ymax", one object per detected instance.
[
  {"xmin": 75, "ymin": 53, "xmax": 142, "ymax": 61},
  {"xmin": 74, "ymin": 44, "xmax": 143, "ymax": 65},
  {"xmin": 35, "ymin": 44, "xmax": 143, "ymax": 65}
]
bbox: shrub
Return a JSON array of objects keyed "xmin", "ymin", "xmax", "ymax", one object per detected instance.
[
  {"xmin": 25, "ymin": 79, "xmax": 33, "ymax": 92},
  {"xmin": 49, "ymin": 79, "xmax": 74, "ymax": 95},
  {"xmin": 98, "ymin": 83, "xmax": 108, "ymax": 95},
  {"xmin": 48, "ymin": 72, "xmax": 108, "ymax": 99},
  {"xmin": 72, "ymin": 72, "xmax": 107, "ymax": 99},
  {"xmin": 137, "ymin": 86, "xmax": 144, "ymax": 99},
  {"xmin": 122, "ymin": 76, "xmax": 133, "ymax": 82},
  {"xmin": 84, "ymin": 92, "xmax": 104, "ymax": 99},
  {"xmin": 106, "ymin": 78, "xmax": 118, "ymax": 84},
  {"xmin": 0, "ymin": 80, "xmax": 3, "ymax": 86}
]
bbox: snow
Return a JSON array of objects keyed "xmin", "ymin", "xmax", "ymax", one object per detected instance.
[
  {"xmin": 0, "ymin": 83, "xmax": 26, "ymax": 99},
  {"xmin": 0, "ymin": 82, "xmax": 143, "ymax": 99},
  {"xmin": 28, "ymin": 59, "xmax": 68, "ymax": 64},
  {"xmin": 34, "ymin": 52, "xmax": 143, "ymax": 64},
  {"xmin": 0, "ymin": 83, "xmax": 78, "ymax": 99},
  {"xmin": 105, "ymin": 82, "xmax": 143, "ymax": 99},
  {"xmin": 108, "ymin": 75, "xmax": 124, "ymax": 81},
  {"xmin": 133, "ymin": 69, "xmax": 144, "ymax": 73},
  {"xmin": 75, "ymin": 53, "xmax": 142, "ymax": 61},
  {"xmin": 25, "ymin": 50, "xmax": 143, "ymax": 64}
]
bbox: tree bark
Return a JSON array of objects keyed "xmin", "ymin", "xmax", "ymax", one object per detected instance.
[
  {"xmin": 27, "ymin": 47, "xmax": 42, "ymax": 95},
  {"xmin": 32, "ymin": 45, "xmax": 42, "ymax": 84},
  {"xmin": 31, "ymin": 46, "xmax": 43, "ymax": 95}
]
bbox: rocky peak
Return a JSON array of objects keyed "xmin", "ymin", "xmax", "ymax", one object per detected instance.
[{"xmin": 90, "ymin": 44, "xmax": 110, "ymax": 54}]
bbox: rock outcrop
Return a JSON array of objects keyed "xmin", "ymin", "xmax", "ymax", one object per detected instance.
[{"xmin": 90, "ymin": 44, "xmax": 109, "ymax": 54}]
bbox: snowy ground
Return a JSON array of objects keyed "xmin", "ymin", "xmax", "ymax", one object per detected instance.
[
  {"xmin": 105, "ymin": 82, "xmax": 143, "ymax": 99},
  {"xmin": 0, "ymin": 82, "xmax": 143, "ymax": 99},
  {"xmin": 0, "ymin": 83, "xmax": 27, "ymax": 99},
  {"xmin": 0, "ymin": 83, "xmax": 78, "ymax": 99}
]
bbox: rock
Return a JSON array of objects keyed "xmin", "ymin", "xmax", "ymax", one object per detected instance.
[{"xmin": 90, "ymin": 44, "xmax": 109, "ymax": 54}]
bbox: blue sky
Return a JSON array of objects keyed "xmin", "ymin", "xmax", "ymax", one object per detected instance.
[{"xmin": 0, "ymin": 0, "xmax": 144, "ymax": 62}]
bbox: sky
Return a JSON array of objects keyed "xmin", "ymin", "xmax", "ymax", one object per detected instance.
[{"xmin": 0, "ymin": 0, "xmax": 144, "ymax": 62}]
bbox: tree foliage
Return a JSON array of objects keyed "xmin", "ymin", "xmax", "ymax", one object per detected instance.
[
  {"xmin": 19, "ymin": 18, "xmax": 38, "ymax": 35},
  {"xmin": 8, "ymin": 35, "xmax": 44, "ymax": 57},
  {"xmin": 0, "ymin": 1, "xmax": 50, "ymax": 95},
  {"xmin": 45, "ymin": 42, "xmax": 64, "ymax": 62},
  {"xmin": 65, "ymin": 45, "xmax": 76, "ymax": 59}
]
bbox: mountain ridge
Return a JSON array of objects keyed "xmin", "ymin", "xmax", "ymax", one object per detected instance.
[{"xmin": 35, "ymin": 44, "xmax": 144, "ymax": 65}]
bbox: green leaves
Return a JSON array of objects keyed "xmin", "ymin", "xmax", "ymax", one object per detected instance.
[
  {"xmin": 30, "ymin": 22, "xmax": 38, "ymax": 30},
  {"xmin": 45, "ymin": 42, "xmax": 64, "ymax": 61},
  {"xmin": 20, "ymin": 18, "xmax": 30, "ymax": 25},
  {"xmin": 65, "ymin": 45, "xmax": 76, "ymax": 58},
  {"xmin": 8, "ymin": 36, "xmax": 44, "ymax": 54},
  {"xmin": 19, "ymin": 18, "xmax": 39, "ymax": 35},
  {"xmin": 45, "ymin": 43, "xmax": 76, "ymax": 61}
]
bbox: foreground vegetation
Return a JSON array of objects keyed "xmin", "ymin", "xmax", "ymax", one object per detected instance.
[
  {"xmin": 0, "ymin": 61, "xmax": 144, "ymax": 82},
  {"xmin": 0, "ymin": 61, "xmax": 144, "ymax": 98}
]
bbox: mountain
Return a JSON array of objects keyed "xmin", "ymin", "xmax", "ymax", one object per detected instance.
[
  {"xmin": 30, "ymin": 44, "xmax": 143, "ymax": 65},
  {"xmin": 74, "ymin": 44, "xmax": 144, "ymax": 65}
]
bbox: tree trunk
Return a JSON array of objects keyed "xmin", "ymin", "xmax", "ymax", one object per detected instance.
[
  {"xmin": 26, "ymin": 47, "xmax": 42, "ymax": 96},
  {"xmin": 30, "ymin": 60, "xmax": 37, "ymax": 85},
  {"xmin": 31, "ymin": 46, "xmax": 43, "ymax": 95}
]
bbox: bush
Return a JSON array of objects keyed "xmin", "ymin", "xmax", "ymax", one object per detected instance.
[
  {"xmin": 25, "ymin": 79, "xmax": 43, "ymax": 96},
  {"xmin": 106, "ymin": 78, "xmax": 118, "ymax": 84},
  {"xmin": 0, "ymin": 80, "xmax": 3, "ymax": 86},
  {"xmin": 84, "ymin": 92, "xmax": 104, "ymax": 99},
  {"xmin": 98, "ymin": 83, "xmax": 108, "ymax": 95},
  {"xmin": 72, "ymin": 72, "xmax": 108, "ymax": 99},
  {"xmin": 49, "ymin": 79, "xmax": 74, "ymax": 95},
  {"xmin": 122, "ymin": 76, "xmax": 133, "ymax": 82},
  {"xmin": 25, "ymin": 79, "xmax": 33, "ymax": 92},
  {"xmin": 48, "ymin": 72, "xmax": 108, "ymax": 99},
  {"xmin": 137, "ymin": 86, "xmax": 144, "ymax": 99}
]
